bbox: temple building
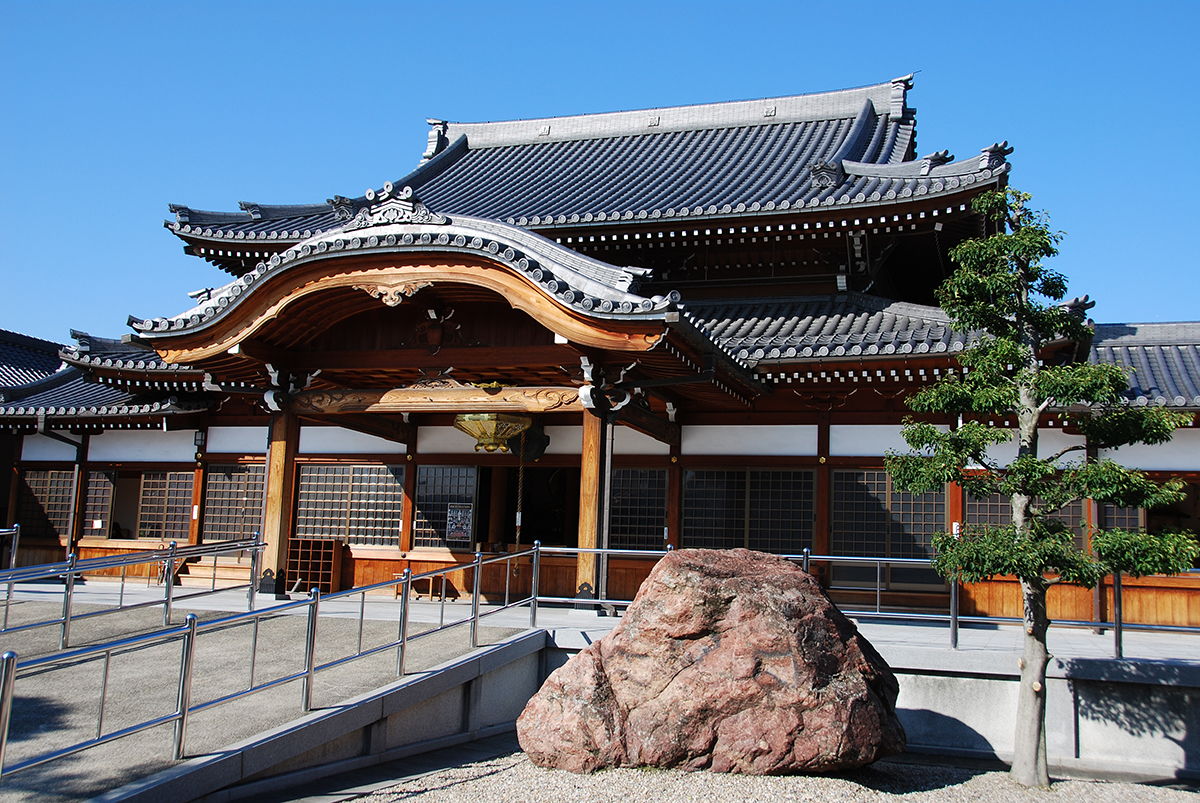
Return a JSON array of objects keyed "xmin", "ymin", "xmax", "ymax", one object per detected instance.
[{"xmin": 3, "ymin": 76, "xmax": 1197, "ymax": 622}]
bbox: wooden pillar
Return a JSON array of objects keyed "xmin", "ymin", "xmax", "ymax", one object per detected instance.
[
  {"xmin": 666, "ymin": 454, "xmax": 682, "ymax": 550},
  {"xmin": 67, "ymin": 434, "xmax": 90, "ymax": 553},
  {"xmin": 576, "ymin": 411, "xmax": 604, "ymax": 599},
  {"xmin": 261, "ymin": 408, "xmax": 299, "ymax": 595},
  {"xmin": 400, "ymin": 454, "xmax": 416, "ymax": 553}
]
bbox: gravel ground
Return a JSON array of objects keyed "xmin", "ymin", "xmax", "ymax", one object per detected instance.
[{"xmin": 356, "ymin": 752, "xmax": 1196, "ymax": 803}]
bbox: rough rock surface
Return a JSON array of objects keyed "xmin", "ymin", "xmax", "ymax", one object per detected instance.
[{"xmin": 517, "ymin": 548, "xmax": 905, "ymax": 774}]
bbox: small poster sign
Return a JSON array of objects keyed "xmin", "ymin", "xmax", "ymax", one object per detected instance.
[{"xmin": 446, "ymin": 503, "xmax": 473, "ymax": 545}]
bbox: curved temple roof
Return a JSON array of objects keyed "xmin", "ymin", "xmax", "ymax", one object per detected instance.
[{"xmin": 165, "ymin": 76, "xmax": 1010, "ymax": 274}]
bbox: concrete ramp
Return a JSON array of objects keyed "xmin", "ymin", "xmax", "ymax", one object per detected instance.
[{"xmin": 94, "ymin": 630, "xmax": 546, "ymax": 803}]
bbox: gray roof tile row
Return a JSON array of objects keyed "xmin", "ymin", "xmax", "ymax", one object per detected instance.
[
  {"xmin": 1091, "ymin": 324, "xmax": 1200, "ymax": 408},
  {"xmin": 0, "ymin": 329, "xmax": 64, "ymax": 387}
]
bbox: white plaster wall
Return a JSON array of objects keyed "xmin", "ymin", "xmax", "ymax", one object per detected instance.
[
  {"xmin": 20, "ymin": 434, "xmax": 79, "ymax": 461},
  {"xmin": 417, "ymin": 426, "xmax": 478, "ymax": 455},
  {"xmin": 543, "ymin": 426, "xmax": 582, "ymax": 455},
  {"xmin": 300, "ymin": 426, "xmax": 406, "ymax": 454},
  {"xmin": 613, "ymin": 426, "xmax": 671, "ymax": 456},
  {"xmin": 829, "ymin": 424, "xmax": 919, "ymax": 457},
  {"xmin": 681, "ymin": 425, "xmax": 818, "ymax": 456},
  {"xmin": 1099, "ymin": 429, "xmax": 1200, "ymax": 471},
  {"xmin": 88, "ymin": 430, "xmax": 198, "ymax": 462},
  {"xmin": 207, "ymin": 426, "xmax": 268, "ymax": 454},
  {"xmin": 982, "ymin": 428, "xmax": 1087, "ymax": 467}
]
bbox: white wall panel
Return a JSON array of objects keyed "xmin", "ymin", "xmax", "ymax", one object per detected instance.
[
  {"xmin": 829, "ymin": 425, "xmax": 913, "ymax": 457},
  {"xmin": 613, "ymin": 426, "xmax": 671, "ymax": 456},
  {"xmin": 88, "ymin": 430, "xmax": 198, "ymax": 462},
  {"xmin": 20, "ymin": 434, "xmax": 79, "ymax": 462},
  {"xmin": 543, "ymin": 426, "xmax": 583, "ymax": 455},
  {"xmin": 416, "ymin": 426, "xmax": 477, "ymax": 455},
  {"xmin": 206, "ymin": 426, "xmax": 268, "ymax": 454},
  {"xmin": 982, "ymin": 429, "xmax": 1086, "ymax": 467},
  {"xmin": 300, "ymin": 426, "xmax": 406, "ymax": 454},
  {"xmin": 1099, "ymin": 429, "xmax": 1200, "ymax": 472},
  {"xmin": 681, "ymin": 425, "xmax": 818, "ymax": 456}
]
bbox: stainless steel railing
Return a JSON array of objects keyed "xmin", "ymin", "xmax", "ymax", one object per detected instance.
[
  {"xmin": 0, "ymin": 536, "xmax": 263, "ymax": 649},
  {"xmin": 0, "ymin": 539, "xmax": 1195, "ymax": 781}
]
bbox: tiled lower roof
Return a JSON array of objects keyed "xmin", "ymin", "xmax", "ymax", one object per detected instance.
[
  {"xmin": 688, "ymin": 293, "xmax": 964, "ymax": 362},
  {"xmin": 0, "ymin": 370, "xmax": 209, "ymax": 418},
  {"xmin": 1092, "ymin": 323, "xmax": 1200, "ymax": 408},
  {"xmin": 0, "ymin": 329, "xmax": 64, "ymax": 387}
]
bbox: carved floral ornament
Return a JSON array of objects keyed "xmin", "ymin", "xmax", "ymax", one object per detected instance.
[{"xmin": 351, "ymin": 280, "xmax": 433, "ymax": 307}]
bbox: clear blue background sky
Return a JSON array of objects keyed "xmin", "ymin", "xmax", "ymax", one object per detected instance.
[{"xmin": 2, "ymin": 1, "xmax": 1197, "ymax": 345}]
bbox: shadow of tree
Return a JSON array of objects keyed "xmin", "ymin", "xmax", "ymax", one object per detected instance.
[
  {"xmin": 6, "ymin": 692, "xmax": 70, "ymax": 744},
  {"xmin": 1064, "ymin": 657, "xmax": 1198, "ymax": 776}
]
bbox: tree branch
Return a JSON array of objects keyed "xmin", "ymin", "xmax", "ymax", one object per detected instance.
[{"xmin": 1045, "ymin": 444, "xmax": 1086, "ymax": 464}]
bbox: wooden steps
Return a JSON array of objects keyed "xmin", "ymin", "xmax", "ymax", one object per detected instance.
[{"xmin": 175, "ymin": 554, "xmax": 255, "ymax": 589}]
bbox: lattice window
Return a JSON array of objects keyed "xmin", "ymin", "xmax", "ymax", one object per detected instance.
[
  {"xmin": 84, "ymin": 471, "xmax": 115, "ymax": 537},
  {"xmin": 748, "ymin": 470, "xmax": 814, "ymax": 554},
  {"xmin": 413, "ymin": 466, "xmax": 476, "ymax": 549},
  {"xmin": 137, "ymin": 472, "xmax": 194, "ymax": 541},
  {"xmin": 831, "ymin": 470, "xmax": 890, "ymax": 557},
  {"xmin": 889, "ymin": 485, "xmax": 944, "ymax": 560},
  {"xmin": 295, "ymin": 464, "xmax": 405, "ymax": 547},
  {"xmin": 682, "ymin": 470, "xmax": 745, "ymax": 549},
  {"xmin": 17, "ymin": 469, "xmax": 75, "ymax": 540},
  {"xmin": 609, "ymin": 469, "xmax": 667, "ymax": 550},
  {"xmin": 966, "ymin": 493, "xmax": 1087, "ymax": 548},
  {"xmin": 203, "ymin": 464, "xmax": 266, "ymax": 541},
  {"xmin": 1101, "ymin": 504, "xmax": 1143, "ymax": 532}
]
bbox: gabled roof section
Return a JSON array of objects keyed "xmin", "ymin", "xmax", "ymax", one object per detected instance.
[
  {"xmin": 686, "ymin": 293, "xmax": 964, "ymax": 363},
  {"xmin": 164, "ymin": 75, "xmax": 1010, "ymax": 274},
  {"xmin": 1091, "ymin": 322, "xmax": 1200, "ymax": 409},
  {"xmin": 0, "ymin": 329, "xmax": 65, "ymax": 387},
  {"xmin": 138, "ymin": 199, "xmax": 682, "ymax": 338},
  {"xmin": 60, "ymin": 330, "xmax": 196, "ymax": 374}
]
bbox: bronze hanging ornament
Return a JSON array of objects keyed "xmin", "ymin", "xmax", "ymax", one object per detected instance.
[{"xmin": 452, "ymin": 413, "xmax": 532, "ymax": 452}]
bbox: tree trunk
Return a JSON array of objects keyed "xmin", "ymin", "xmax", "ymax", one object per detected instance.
[{"xmin": 1011, "ymin": 576, "xmax": 1051, "ymax": 787}]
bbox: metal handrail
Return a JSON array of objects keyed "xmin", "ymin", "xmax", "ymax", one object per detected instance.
[
  {"xmin": 0, "ymin": 538, "xmax": 1195, "ymax": 781},
  {"xmin": 0, "ymin": 537, "xmax": 263, "ymax": 648}
]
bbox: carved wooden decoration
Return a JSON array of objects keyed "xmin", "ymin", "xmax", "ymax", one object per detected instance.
[
  {"xmin": 292, "ymin": 385, "xmax": 583, "ymax": 414},
  {"xmin": 352, "ymin": 280, "xmax": 433, "ymax": 307}
]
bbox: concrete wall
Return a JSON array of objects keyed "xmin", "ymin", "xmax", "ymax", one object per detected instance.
[{"xmin": 888, "ymin": 647, "xmax": 1200, "ymax": 782}]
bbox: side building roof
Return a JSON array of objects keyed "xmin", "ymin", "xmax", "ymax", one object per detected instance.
[
  {"xmin": 1091, "ymin": 323, "xmax": 1200, "ymax": 408},
  {"xmin": 164, "ymin": 76, "xmax": 1011, "ymax": 275},
  {"xmin": 0, "ymin": 329, "xmax": 65, "ymax": 387}
]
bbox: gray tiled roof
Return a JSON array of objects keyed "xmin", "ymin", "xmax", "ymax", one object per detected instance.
[
  {"xmin": 60, "ymin": 330, "xmax": 190, "ymax": 373},
  {"xmin": 0, "ymin": 369, "xmax": 209, "ymax": 418},
  {"xmin": 137, "ymin": 211, "xmax": 685, "ymax": 336},
  {"xmin": 0, "ymin": 329, "xmax": 64, "ymax": 387},
  {"xmin": 1091, "ymin": 323, "xmax": 1200, "ymax": 408},
  {"xmin": 688, "ymin": 293, "xmax": 965, "ymax": 362},
  {"xmin": 164, "ymin": 76, "xmax": 1010, "ymax": 263}
]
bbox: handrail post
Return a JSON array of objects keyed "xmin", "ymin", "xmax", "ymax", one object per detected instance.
[
  {"xmin": 0, "ymin": 651, "xmax": 15, "ymax": 784},
  {"xmin": 3, "ymin": 525, "xmax": 18, "ymax": 631},
  {"xmin": 173, "ymin": 614, "xmax": 198, "ymax": 760},
  {"xmin": 164, "ymin": 542, "xmax": 177, "ymax": 627},
  {"xmin": 397, "ymin": 569, "xmax": 411, "ymax": 676},
  {"xmin": 876, "ymin": 560, "xmax": 882, "ymax": 614},
  {"xmin": 950, "ymin": 580, "xmax": 959, "ymax": 650},
  {"xmin": 302, "ymin": 588, "xmax": 320, "ymax": 712},
  {"xmin": 247, "ymin": 538, "xmax": 261, "ymax": 612},
  {"xmin": 470, "ymin": 551, "xmax": 482, "ymax": 649},
  {"xmin": 60, "ymin": 553, "xmax": 78, "ymax": 650},
  {"xmin": 802, "ymin": 547, "xmax": 810, "ymax": 574},
  {"xmin": 530, "ymin": 541, "xmax": 541, "ymax": 628},
  {"xmin": 1113, "ymin": 572, "xmax": 1124, "ymax": 660}
]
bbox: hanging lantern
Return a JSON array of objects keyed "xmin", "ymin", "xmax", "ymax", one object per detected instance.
[{"xmin": 453, "ymin": 413, "xmax": 532, "ymax": 452}]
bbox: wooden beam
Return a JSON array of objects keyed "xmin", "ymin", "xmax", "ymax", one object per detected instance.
[
  {"xmin": 291, "ymin": 385, "xmax": 583, "ymax": 414},
  {"xmin": 291, "ymin": 345, "xmax": 583, "ymax": 372},
  {"xmin": 297, "ymin": 413, "xmax": 415, "ymax": 446},
  {"xmin": 616, "ymin": 403, "xmax": 680, "ymax": 447}
]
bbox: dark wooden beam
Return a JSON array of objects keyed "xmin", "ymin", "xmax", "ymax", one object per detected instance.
[
  {"xmin": 298, "ymin": 412, "xmax": 415, "ymax": 446},
  {"xmin": 291, "ymin": 385, "xmax": 583, "ymax": 414},
  {"xmin": 616, "ymin": 402, "xmax": 680, "ymax": 447},
  {"xmin": 255, "ymin": 345, "xmax": 584, "ymax": 372}
]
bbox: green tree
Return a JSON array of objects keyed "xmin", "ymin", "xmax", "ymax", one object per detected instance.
[{"xmin": 885, "ymin": 188, "xmax": 1198, "ymax": 788}]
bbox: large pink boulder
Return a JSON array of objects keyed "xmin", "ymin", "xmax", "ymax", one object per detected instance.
[{"xmin": 517, "ymin": 548, "xmax": 905, "ymax": 774}]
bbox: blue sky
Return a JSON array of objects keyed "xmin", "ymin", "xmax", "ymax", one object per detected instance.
[{"xmin": 2, "ymin": 1, "xmax": 1197, "ymax": 345}]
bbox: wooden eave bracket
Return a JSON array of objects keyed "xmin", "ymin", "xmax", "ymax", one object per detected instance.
[{"xmin": 616, "ymin": 402, "xmax": 680, "ymax": 447}]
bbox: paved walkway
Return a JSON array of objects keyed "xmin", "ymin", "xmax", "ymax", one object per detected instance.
[{"xmin": 0, "ymin": 578, "xmax": 1196, "ymax": 802}]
